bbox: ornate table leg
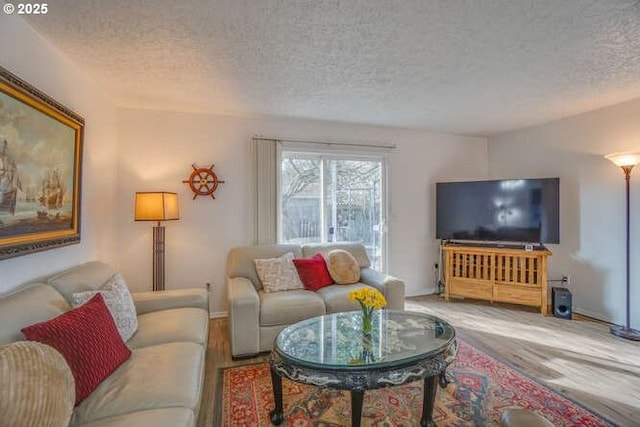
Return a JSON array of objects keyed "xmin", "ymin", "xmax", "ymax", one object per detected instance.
[
  {"xmin": 351, "ymin": 390, "xmax": 364, "ymax": 427},
  {"xmin": 420, "ymin": 375, "xmax": 438, "ymax": 427},
  {"xmin": 269, "ymin": 365, "xmax": 284, "ymax": 425},
  {"xmin": 439, "ymin": 371, "xmax": 450, "ymax": 388}
]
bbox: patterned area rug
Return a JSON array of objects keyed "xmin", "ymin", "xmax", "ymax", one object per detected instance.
[{"xmin": 218, "ymin": 339, "xmax": 612, "ymax": 426}]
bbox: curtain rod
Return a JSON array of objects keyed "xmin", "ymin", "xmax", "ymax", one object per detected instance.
[{"xmin": 253, "ymin": 136, "xmax": 396, "ymax": 150}]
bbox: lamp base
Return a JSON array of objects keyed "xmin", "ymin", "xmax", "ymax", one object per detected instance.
[
  {"xmin": 152, "ymin": 225, "xmax": 166, "ymax": 292},
  {"xmin": 610, "ymin": 325, "xmax": 640, "ymax": 341}
]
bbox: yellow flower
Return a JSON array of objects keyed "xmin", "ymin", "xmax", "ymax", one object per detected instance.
[{"xmin": 348, "ymin": 287, "xmax": 387, "ymax": 310}]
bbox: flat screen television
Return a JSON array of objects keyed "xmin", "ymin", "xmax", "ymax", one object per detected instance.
[{"xmin": 436, "ymin": 178, "xmax": 559, "ymax": 244}]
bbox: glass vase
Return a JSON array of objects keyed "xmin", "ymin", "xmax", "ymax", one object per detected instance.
[{"xmin": 362, "ymin": 307, "xmax": 373, "ymax": 334}]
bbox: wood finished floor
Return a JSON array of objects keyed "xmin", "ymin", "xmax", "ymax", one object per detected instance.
[{"xmin": 197, "ymin": 296, "xmax": 640, "ymax": 427}]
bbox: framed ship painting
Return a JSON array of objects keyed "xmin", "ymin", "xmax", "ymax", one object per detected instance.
[{"xmin": 0, "ymin": 66, "xmax": 84, "ymax": 260}]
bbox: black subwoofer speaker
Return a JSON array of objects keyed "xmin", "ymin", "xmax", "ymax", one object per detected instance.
[{"xmin": 552, "ymin": 287, "xmax": 572, "ymax": 320}]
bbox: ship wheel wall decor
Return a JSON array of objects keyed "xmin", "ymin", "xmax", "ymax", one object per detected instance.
[{"xmin": 182, "ymin": 164, "xmax": 225, "ymax": 199}]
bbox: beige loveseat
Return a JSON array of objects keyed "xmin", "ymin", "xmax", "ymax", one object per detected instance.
[
  {"xmin": 226, "ymin": 242, "xmax": 405, "ymax": 358},
  {"xmin": 0, "ymin": 261, "xmax": 209, "ymax": 427}
]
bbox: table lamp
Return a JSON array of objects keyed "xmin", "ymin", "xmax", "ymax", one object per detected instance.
[{"xmin": 134, "ymin": 192, "xmax": 180, "ymax": 291}]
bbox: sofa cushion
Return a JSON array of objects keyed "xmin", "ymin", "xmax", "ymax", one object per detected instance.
[
  {"xmin": 259, "ymin": 289, "xmax": 326, "ymax": 326},
  {"xmin": 126, "ymin": 307, "xmax": 209, "ymax": 349},
  {"xmin": 317, "ymin": 283, "xmax": 375, "ymax": 313},
  {"xmin": 71, "ymin": 273, "xmax": 138, "ymax": 341},
  {"xmin": 254, "ymin": 252, "xmax": 304, "ymax": 293},
  {"xmin": 71, "ymin": 342, "xmax": 204, "ymax": 425},
  {"xmin": 0, "ymin": 284, "xmax": 70, "ymax": 345},
  {"xmin": 47, "ymin": 261, "xmax": 117, "ymax": 302},
  {"xmin": 132, "ymin": 288, "xmax": 209, "ymax": 315},
  {"xmin": 302, "ymin": 242, "xmax": 371, "ymax": 268},
  {"xmin": 293, "ymin": 253, "xmax": 333, "ymax": 291},
  {"xmin": 75, "ymin": 408, "xmax": 194, "ymax": 427},
  {"xmin": 0, "ymin": 341, "xmax": 75, "ymax": 427},
  {"xmin": 326, "ymin": 249, "xmax": 361, "ymax": 285},
  {"xmin": 227, "ymin": 244, "xmax": 303, "ymax": 290},
  {"xmin": 21, "ymin": 294, "xmax": 132, "ymax": 406}
]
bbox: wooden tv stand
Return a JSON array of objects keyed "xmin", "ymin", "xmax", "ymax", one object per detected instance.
[{"xmin": 442, "ymin": 243, "xmax": 552, "ymax": 315}]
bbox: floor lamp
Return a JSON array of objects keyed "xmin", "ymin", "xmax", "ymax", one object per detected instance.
[
  {"xmin": 135, "ymin": 192, "xmax": 180, "ymax": 291},
  {"xmin": 605, "ymin": 152, "xmax": 640, "ymax": 341}
]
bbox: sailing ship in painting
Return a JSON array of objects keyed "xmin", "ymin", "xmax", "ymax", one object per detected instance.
[
  {"xmin": 0, "ymin": 140, "xmax": 21, "ymax": 215},
  {"xmin": 0, "ymin": 138, "xmax": 73, "ymax": 238},
  {"xmin": 39, "ymin": 169, "xmax": 64, "ymax": 215},
  {"xmin": 0, "ymin": 139, "xmax": 68, "ymax": 226}
]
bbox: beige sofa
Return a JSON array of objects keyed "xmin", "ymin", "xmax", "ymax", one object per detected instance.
[
  {"xmin": 226, "ymin": 242, "xmax": 405, "ymax": 358},
  {"xmin": 0, "ymin": 261, "xmax": 209, "ymax": 427}
]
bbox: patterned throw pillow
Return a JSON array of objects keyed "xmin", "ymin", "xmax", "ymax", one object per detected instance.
[
  {"xmin": 293, "ymin": 253, "xmax": 334, "ymax": 291},
  {"xmin": 326, "ymin": 249, "xmax": 361, "ymax": 285},
  {"xmin": 0, "ymin": 341, "xmax": 75, "ymax": 427},
  {"xmin": 71, "ymin": 273, "xmax": 138, "ymax": 342},
  {"xmin": 21, "ymin": 293, "xmax": 132, "ymax": 406},
  {"xmin": 254, "ymin": 252, "xmax": 304, "ymax": 293}
]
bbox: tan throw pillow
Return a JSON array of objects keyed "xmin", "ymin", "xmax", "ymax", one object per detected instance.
[
  {"xmin": 326, "ymin": 249, "xmax": 361, "ymax": 285},
  {"xmin": 0, "ymin": 341, "xmax": 75, "ymax": 427},
  {"xmin": 254, "ymin": 252, "xmax": 304, "ymax": 293},
  {"xmin": 71, "ymin": 272, "xmax": 138, "ymax": 342}
]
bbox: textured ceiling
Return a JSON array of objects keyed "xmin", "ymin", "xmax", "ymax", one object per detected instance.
[{"xmin": 21, "ymin": 0, "xmax": 640, "ymax": 136}]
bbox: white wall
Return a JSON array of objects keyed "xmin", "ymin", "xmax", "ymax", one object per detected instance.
[
  {"xmin": 488, "ymin": 97, "xmax": 640, "ymax": 327},
  {"xmin": 0, "ymin": 15, "xmax": 119, "ymax": 291},
  {"xmin": 0, "ymin": 13, "xmax": 488, "ymax": 313},
  {"xmin": 4, "ymin": 10, "xmax": 638, "ymax": 328},
  {"xmin": 117, "ymin": 109, "xmax": 488, "ymax": 314}
]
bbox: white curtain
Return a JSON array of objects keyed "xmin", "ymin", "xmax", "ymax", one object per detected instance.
[{"xmin": 252, "ymin": 138, "xmax": 279, "ymax": 244}]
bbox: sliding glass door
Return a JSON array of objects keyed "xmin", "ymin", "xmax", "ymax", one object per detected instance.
[{"xmin": 279, "ymin": 150, "xmax": 387, "ymax": 271}]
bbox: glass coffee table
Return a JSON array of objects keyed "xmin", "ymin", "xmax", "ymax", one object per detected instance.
[{"xmin": 269, "ymin": 310, "xmax": 457, "ymax": 427}]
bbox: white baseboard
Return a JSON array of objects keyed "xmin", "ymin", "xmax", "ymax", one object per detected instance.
[
  {"xmin": 572, "ymin": 306, "xmax": 613, "ymax": 323},
  {"xmin": 405, "ymin": 287, "xmax": 438, "ymax": 298}
]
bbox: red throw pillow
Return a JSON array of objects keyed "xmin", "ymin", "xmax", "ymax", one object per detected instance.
[
  {"xmin": 21, "ymin": 293, "xmax": 132, "ymax": 406},
  {"xmin": 293, "ymin": 253, "xmax": 334, "ymax": 291}
]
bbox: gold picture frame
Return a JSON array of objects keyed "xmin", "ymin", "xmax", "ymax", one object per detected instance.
[{"xmin": 0, "ymin": 66, "xmax": 84, "ymax": 260}]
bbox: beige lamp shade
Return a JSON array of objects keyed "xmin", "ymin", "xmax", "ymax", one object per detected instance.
[
  {"xmin": 605, "ymin": 152, "xmax": 640, "ymax": 168},
  {"xmin": 134, "ymin": 192, "xmax": 180, "ymax": 221}
]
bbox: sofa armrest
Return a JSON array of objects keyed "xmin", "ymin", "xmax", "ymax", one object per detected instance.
[
  {"xmin": 227, "ymin": 276, "xmax": 260, "ymax": 357},
  {"xmin": 360, "ymin": 268, "xmax": 405, "ymax": 310},
  {"xmin": 132, "ymin": 288, "xmax": 209, "ymax": 315}
]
